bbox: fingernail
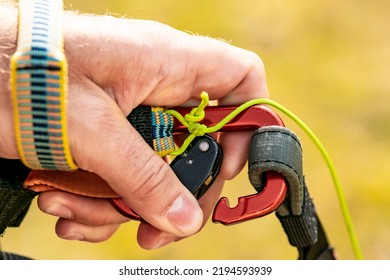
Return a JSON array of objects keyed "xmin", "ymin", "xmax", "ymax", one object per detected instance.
[
  {"xmin": 167, "ymin": 195, "xmax": 202, "ymax": 235},
  {"xmin": 44, "ymin": 202, "xmax": 73, "ymax": 219},
  {"xmin": 59, "ymin": 232, "xmax": 84, "ymax": 241},
  {"xmin": 151, "ymin": 236, "xmax": 177, "ymax": 249}
]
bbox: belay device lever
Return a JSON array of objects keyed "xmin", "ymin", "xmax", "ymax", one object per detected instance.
[{"xmin": 169, "ymin": 134, "xmax": 223, "ymax": 199}]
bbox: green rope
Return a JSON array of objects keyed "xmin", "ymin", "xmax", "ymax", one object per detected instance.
[{"xmin": 167, "ymin": 92, "xmax": 363, "ymax": 260}]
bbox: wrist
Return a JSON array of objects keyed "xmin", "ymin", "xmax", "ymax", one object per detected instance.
[
  {"xmin": 0, "ymin": 2, "xmax": 17, "ymax": 93},
  {"xmin": 0, "ymin": 2, "xmax": 18, "ymax": 158}
]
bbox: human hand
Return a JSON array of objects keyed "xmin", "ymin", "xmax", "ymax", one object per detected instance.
[{"xmin": 0, "ymin": 9, "xmax": 268, "ymax": 249}]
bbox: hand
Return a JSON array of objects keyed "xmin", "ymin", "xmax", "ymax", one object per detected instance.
[{"xmin": 0, "ymin": 9, "xmax": 269, "ymax": 249}]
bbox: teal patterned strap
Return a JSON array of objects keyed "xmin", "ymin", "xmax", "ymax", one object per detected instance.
[{"xmin": 10, "ymin": 0, "xmax": 78, "ymax": 170}]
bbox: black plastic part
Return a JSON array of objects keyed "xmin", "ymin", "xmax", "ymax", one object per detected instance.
[{"xmin": 170, "ymin": 135, "xmax": 222, "ymax": 199}]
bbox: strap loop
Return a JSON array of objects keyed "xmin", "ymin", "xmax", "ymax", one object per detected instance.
[{"xmin": 10, "ymin": 0, "xmax": 77, "ymax": 170}]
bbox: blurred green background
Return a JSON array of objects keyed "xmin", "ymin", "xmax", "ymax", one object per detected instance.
[{"xmin": 2, "ymin": 0, "xmax": 390, "ymax": 260}]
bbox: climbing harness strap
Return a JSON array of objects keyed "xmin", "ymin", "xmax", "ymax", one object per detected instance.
[
  {"xmin": 0, "ymin": 159, "xmax": 37, "ymax": 235},
  {"xmin": 249, "ymin": 126, "xmax": 304, "ymax": 216},
  {"xmin": 0, "ymin": 250, "xmax": 32, "ymax": 260},
  {"xmin": 248, "ymin": 126, "xmax": 335, "ymax": 259},
  {"xmin": 127, "ymin": 106, "xmax": 175, "ymax": 157},
  {"xmin": 10, "ymin": 0, "xmax": 77, "ymax": 170}
]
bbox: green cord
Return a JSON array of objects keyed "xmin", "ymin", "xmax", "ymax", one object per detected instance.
[{"xmin": 167, "ymin": 92, "xmax": 363, "ymax": 260}]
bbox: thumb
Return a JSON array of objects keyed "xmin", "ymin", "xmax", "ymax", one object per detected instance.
[{"xmin": 68, "ymin": 81, "xmax": 203, "ymax": 237}]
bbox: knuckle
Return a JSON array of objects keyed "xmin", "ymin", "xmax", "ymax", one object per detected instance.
[
  {"xmin": 88, "ymin": 226, "xmax": 119, "ymax": 243},
  {"xmin": 242, "ymin": 50, "xmax": 265, "ymax": 73}
]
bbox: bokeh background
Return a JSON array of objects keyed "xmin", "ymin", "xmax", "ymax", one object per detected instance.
[{"xmin": 2, "ymin": 0, "xmax": 390, "ymax": 260}]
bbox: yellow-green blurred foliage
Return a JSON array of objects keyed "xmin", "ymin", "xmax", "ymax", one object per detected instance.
[{"xmin": 2, "ymin": 0, "xmax": 390, "ymax": 260}]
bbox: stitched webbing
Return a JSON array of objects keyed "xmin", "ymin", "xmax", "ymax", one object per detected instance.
[
  {"xmin": 10, "ymin": 0, "xmax": 77, "ymax": 170},
  {"xmin": 249, "ymin": 126, "xmax": 304, "ymax": 216},
  {"xmin": 127, "ymin": 106, "xmax": 175, "ymax": 157}
]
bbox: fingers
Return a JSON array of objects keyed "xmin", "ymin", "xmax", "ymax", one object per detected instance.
[
  {"xmin": 38, "ymin": 191, "xmax": 129, "ymax": 225},
  {"xmin": 137, "ymin": 36, "xmax": 269, "ymax": 108},
  {"xmin": 193, "ymin": 39, "xmax": 269, "ymax": 101},
  {"xmin": 217, "ymin": 131, "xmax": 251, "ymax": 180},
  {"xmin": 137, "ymin": 177, "xmax": 225, "ymax": 249},
  {"xmin": 37, "ymin": 178, "xmax": 225, "ymax": 246},
  {"xmin": 38, "ymin": 191, "xmax": 127, "ymax": 242},
  {"xmin": 137, "ymin": 223, "xmax": 178, "ymax": 250},
  {"xmin": 55, "ymin": 220, "xmax": 120, "ymax": 243},
  {"xmin": 66, "ymin": 79, "xmax": 203, "ymax": 239},
  {"xmin": 188, "ymin": 40, "xmax": 268, "ymax": 180},
  {"xmin": 64, "ymin": 16, "xmax": 268, "ymax": 110}
]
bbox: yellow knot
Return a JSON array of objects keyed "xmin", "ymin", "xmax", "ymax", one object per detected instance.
[
  {"xmin": 188, "ymin": 123, "xmax": 207, "ymax": 137},
  {"xmin": 185, "ymin": 108, "xmax": 205, "ymax": 123},
  {"xmin": 165, "ymin": 91, "xmax": 210, "ymax": 156}
]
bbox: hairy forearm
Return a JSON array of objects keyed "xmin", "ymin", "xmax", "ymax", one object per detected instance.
[
  {"xmin": 0, "ymin": 1, "xmax": 17, "ymax": 92},
  {"xmin": 0, "ymin": 1, "xmax": 17, "ymax": 158}
]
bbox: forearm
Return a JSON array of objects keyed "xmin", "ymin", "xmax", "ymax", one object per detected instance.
[
  {"xmin": 0, "ymin": 1, "xmax": 17, "ymax": 158},
  {"xmin": 0, "ymin": 1, "xmax": 17, "ymax": 94}
]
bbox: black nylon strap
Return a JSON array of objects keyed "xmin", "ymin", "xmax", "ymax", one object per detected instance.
[
  {"xmin": 248, "ymin": 126, "xmax": 304, "ymax": 216},
  {"xmin": 276, "ymin": 183, "xmax": 318, "ymax": 248},
  {"xmin": 277, "ymin": 183, "xmax": 335, "ymax": 259},
  {"xmin": 248, "ymin": 126, "xmax": 335, "ymax": 259},
  {"xmin": 297, "ymin": 215, "xmax": 336, "ymax": 260},
  {"xmin": 0, "ymin": 159, "xmax": 36, "ymax": 235},
  {"xmin": 0, "ymin": 251, "xmax": 32, "ymax": 260},
  {"xmin": 126, "ymin": 106, "xmax": 154, "ymax": 149}
]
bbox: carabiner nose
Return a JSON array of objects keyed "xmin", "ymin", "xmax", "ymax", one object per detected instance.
[
  {"xmin": 213, "ymin": 124, "xmax": 305, "ymax": 225},
  {"xmin": 212, "ymin": 171, "xmax": 287, "ymax": 225}
]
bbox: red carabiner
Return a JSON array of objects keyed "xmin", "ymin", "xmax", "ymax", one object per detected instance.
[
  {"xmin": 112, "ymin": 104, "xmax": 288, "ymax": 224},
  {"xmin": 173, "ymin": 105, "xmax": 288, "ymax": 224},
  {"xmin": 212, "ymin": 171, "xmax": 287, "ymax": 225},
  {"xmin": 171, "ymin": 104, "xmax": 284, "ymax": 133}
]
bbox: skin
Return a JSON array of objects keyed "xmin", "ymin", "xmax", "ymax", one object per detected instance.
[{"xmin": 0, "ymin": 2, "xmax": 269, "ymax": 250}]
